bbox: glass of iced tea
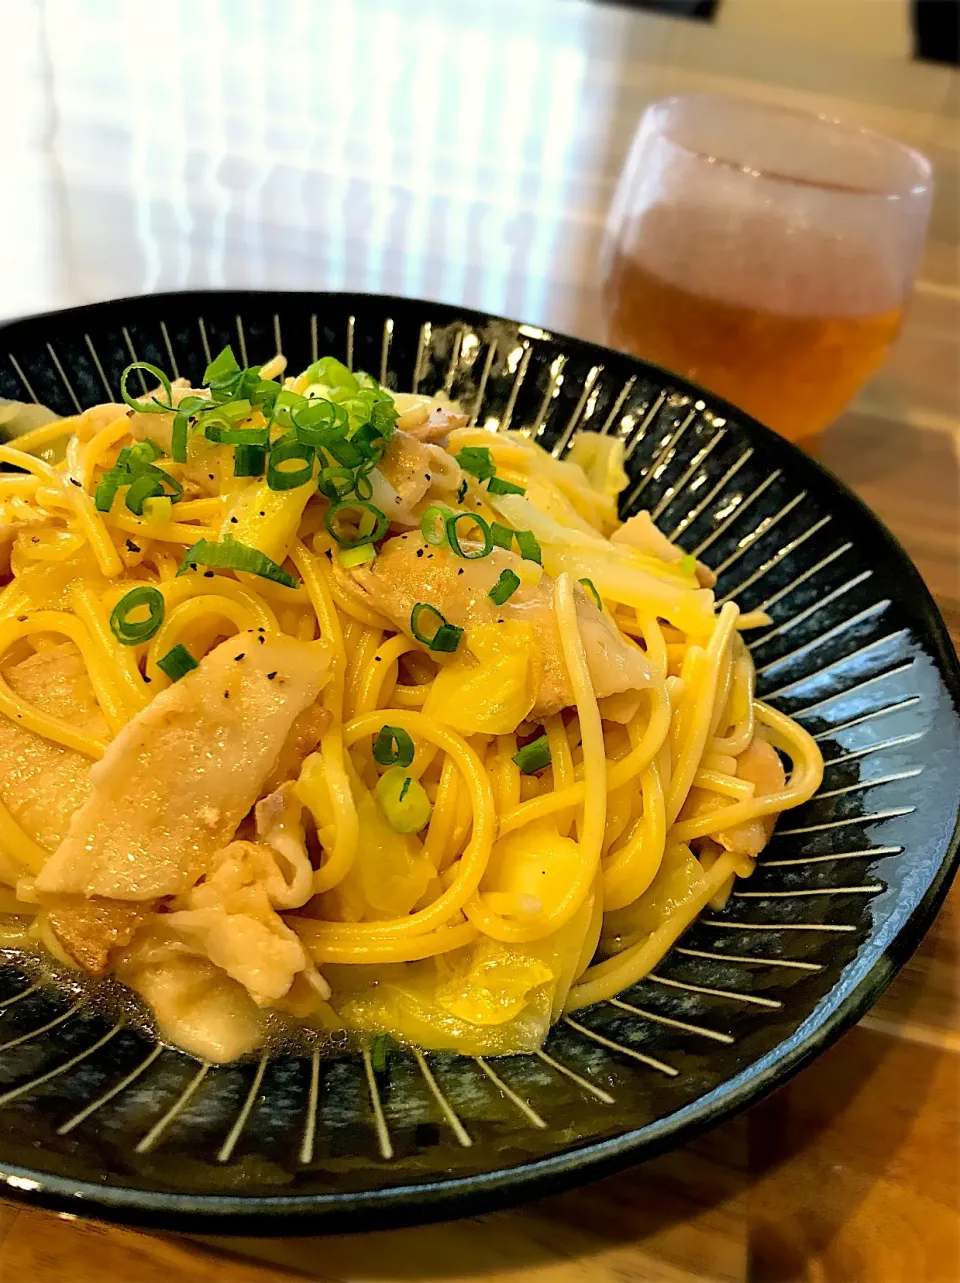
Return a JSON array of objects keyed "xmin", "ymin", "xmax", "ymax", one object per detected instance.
[{"xmin": 602, "ymin": 95, "xmax": 932, "ymax": 447}]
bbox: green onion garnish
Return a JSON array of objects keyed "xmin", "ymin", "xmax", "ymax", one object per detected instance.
[
  {"xmin": 157, "ymin": 643, "xmax": 198, "ymax": 682},
  {"xmin": 324, "ymin": 436, "xmax": 365, "ymax": 469},
  {"xmin": 120, "ymin": 362, "xmax": 175, "ymax": 415},
  {"xmin": 177, "ymin": 536, "xmax": 299, "ymax": 588},
  {"xmin": 318, "ymin": 465, "xmax": 356, "ymax": 502},
  {"xmin": 124, "ymin": 472, "xmax": 166, "ymax": 516},
  {"xmin": 487, "ymin": 476, "xmax": 526, "ymax": 496},
  {"xmin": 128, "ymin": 439, "xmax": 163, "ymax": 468},
  {"xmin": 267, "ymin": 439, "xmax": 315, "ymax": 491},
  {"xmin": 455, "ymin": 446, "xmax": 496, "ymax": 482},
  {"xmin": 371, "ymin": 1033, "xmax": 390, "ymax": 1073},
  {"xmin": 515, "ymin": 529, "xmax": 542, "ymax": 564},
  {"xmin": 324, "ymin": 500, "xmax": 387, "ymax": 548},
  {"xmin": 94, "ymin": 473, "xmax": 122, "ymax": 513},
  {"xmin": 410, "ymin": 602, "xmax": 463, "ymax": 653},
  {"xmin": 445, "ymin": 511, "xmax": 493, "ymax": 559},
  {"xmin": 372, "ymin": 725, "xmax": 415, "ymax": 768},
  {"xmin": 123, "ymin": 466, "xmax": 184, "ymax": 516},
  {"xmin": 337, "ymin": 544, "xmax": 377, "ymax": 569},
  {"xmin": 512, "ymin": 734, "xmax": 551, "ymax": 775},
  {"xmin": 109, "ymin": 586, "xmax": 165, "ymax": 645},
  {"xmin": 489, "ymin": 569, "xmax": 521, "ymax": 605},
  {"xmin": 233, "ymin": 444, "xmax": 267, "ymax": 477},
  {"xmin": 489, "ymin": 522, "xmax": 514, "ymax": 551},
  {"xmin": 203, "ymin": 346, "xmax": 240, "ymax": 386},
  {"xmin": 421, "ymin": 504, "xmax": 452, "ymax": 547},
  {"xmin": 579, "ymin": 577, "xmax": 602, "ymax": 609},
  {"xmin": 376, "ymin": 766, "xmax": 433, "ymax": 834}
]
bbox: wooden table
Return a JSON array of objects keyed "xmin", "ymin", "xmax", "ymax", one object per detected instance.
[{"xmin": 0, "ymin": 3, "xmax": 957, "ymax": 1280}]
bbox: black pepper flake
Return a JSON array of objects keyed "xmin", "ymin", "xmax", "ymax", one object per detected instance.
[
  {"xmin": 267, "ymin": 671, "xmax": 278, "ymax": 680},
  {"xmin": 424, "ymin": 473, "xmax": 431, "ymax": 481},
  {"xmin": 415, "ymin": 548, "xmax": 424, "ymax": 558},
  {"xmin": 224, "ymin": 690, "xmax": 230, "ymax": 699},
  {"xmin": 125, "ymin": 539, "xmax": 141, "ymax": 553},
  {"xmin": 208, "ymin": 473, "xmax": 215, "ymax": 481},
  {"xmin": 234, "ymin": 653, "xmax": 245, "ymax": 661},
  {"xmin": 230, "ymin": 516, "xmax": 239, "ymax": 524},
  {"xmin": 374, "ymin": 656, "xmax": 382, "ymax": 662},
  {"xmin": 257, "ymin": 627, "xmax": 265, "ymax": 631},
  {"xmin": 69, "ymin": 477, "xmax": 81, "ymax": 486},
  {"xmin": 203, "ymin": 570, "xmax": 215, "ymax": 578},
  {"xmin": 457, "ymin": 568, "xmax": 464, "ymax": 575},
  {"xmin": 259, "ymin": 511, "xmax": 265, "ymax": 517},
  {"xmin": 394, "ymin": 497, "xmax": 402, "ymax": 505},
  {"xmin": 257, "ymin": 634, "xmax": 265, "ymax": 643}
]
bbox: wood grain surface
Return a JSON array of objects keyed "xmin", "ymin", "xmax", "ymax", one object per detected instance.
[{"xmin": 0, "ymin": 3, "xmax": 957, "ymax": 1280}]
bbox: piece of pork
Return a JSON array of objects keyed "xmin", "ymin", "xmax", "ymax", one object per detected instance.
[
  {"xmin": 370, "ymin": 430, "xmax": 462, "ymax": 527},
  {"xmin": 342, "ymin": 533, "xmax": 653, "ymax": 717},
  {"xmin": 36, "ymin": 632, "xmax": 331, "ymax": 902},
  {"xmin": 0, "ymin": 642, "xmax": 103, "ymax": 853}
]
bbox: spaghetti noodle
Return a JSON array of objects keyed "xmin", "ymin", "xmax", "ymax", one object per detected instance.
[{"xmin": 0, "ymin": 346, "xmax": 822, "ymax": 1062}]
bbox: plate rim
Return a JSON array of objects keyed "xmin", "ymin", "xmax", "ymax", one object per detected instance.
[{"xmin": 0, "ymin": 288, "xmax": 957, "ymax": 1234}]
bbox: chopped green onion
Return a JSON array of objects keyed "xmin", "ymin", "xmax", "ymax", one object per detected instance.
[
  {"xmin": 372, "ymin": 725, "xmax": 415, "ymax": 768},
  {"xmin": 512, "ymin": 734, "xmax": 551, "ymax": 775},
  {"xmin": 128, "ymin": 439, "xmax": 164, "ymax": 468},
  {"xmin": 177, "ymin": 536, "xmax": 299, "ymax": 588},
  {"xmin": 455, "ymin": 446, "xmax": 496, "ymax": 482},
  {"xmin": 489, "ymin": 522, "xmax": 514, "ymax": 551},
  {"xmin": 292, "ymin": 398, "xmax": 349, "ymax": 446},
  {"xmin": 410, "ymin": 603, "xmax": 463, "ymax": 652},
  {"xmin": 489, "ymin": 569, "xmax": 521, "ymax": 605},
  {"xmin": 124, "ymin": 472, "xmax": 165, "ymax": 516},
  {"xmin": 371, "ymin": 1033, "xmax": 390, "ymax": 1073},
  {"xmin": 376, "ymin": 766, "xmax": 433, "ymax": 834},
  {"xmin": 421, "ymin": 504, "xmax": 452, "ymax": 547},
  {"xmin": 487, "ymin": 476, "xmax": 526, "ymax": 496},
  {"xmin": 170, "ymin": 395, "xmax": 211, "ymax": 463},
  {"xmin": 324, "ymin": 500, "xmax": 387, "ymax": 548},
  {"xmin": 302, "ymin": 356, "xmax": 357, "ymax": 393},
  {"xmin": 157, "ymin": 643, "xmax": 198, "ymax": 682},
  {"xmin": 579, "ymin": 577, "xmax": 602, "ymax": 609},
  {"xmin": 141, "ymin": 495, "xmax": 172, "ymax": 524},
  {"xmin": 124, "ymin": 467, "xmax": 183, "ymax": 515},
  {"xmin": 120, "ymin": 362, "xmax": 175, "ymax": 415},
  {"xmin": 94, "ymin": 473, "xmax": 122, "ymax": 513},
  {"xmin": 267, "ymin": 440, "xmax": 315, "ymax": 491},
  {"xmin": 515, "ymin": 529, "xmax": 542, "ymax": 564},
  {"xmin": 203, "ymin": 346, "xmax": 240, "ymax": 386},
  {"xmin": 445, "ymin": 511, "xmax": 493, "ymax": 559},
  {"xmin": 233, "ymin": 444, "xmax": 267, "ymax": 477},
  {"xmin": 318, "ymin": 465, "xmax": 356, "ymax": 502},
  {"xmin": 324, "ymin": 436, "xmax": 365, "ymax": 469},
  {"xmin": 109, "ymin": 586, "xmax": 164, "ymax": 645},
  {"xmin": 337, "ymin": 543, "xmax": 377, "ymax": 569}
]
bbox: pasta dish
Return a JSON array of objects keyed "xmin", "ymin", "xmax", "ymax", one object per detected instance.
[{"xmin": 0, "ymin": 347, "xmax": 823, "ymax": 1062}]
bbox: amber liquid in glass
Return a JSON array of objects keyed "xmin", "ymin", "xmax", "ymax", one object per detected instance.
[{"xmin": 605, "ymin": 206, "xmax": 903, "ymax": 444}]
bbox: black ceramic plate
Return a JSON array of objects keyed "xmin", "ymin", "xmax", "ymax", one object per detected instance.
[{"xmin": 0, "ymin": 291, "xmax": 956, "ymax": 1235}]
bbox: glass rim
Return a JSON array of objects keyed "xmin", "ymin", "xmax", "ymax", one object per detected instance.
[{"xmin": 646, "ymin": 93, "xmax": 933, "ymax": 199}]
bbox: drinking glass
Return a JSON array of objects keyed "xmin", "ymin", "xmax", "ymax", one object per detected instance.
[{"xmin": 602, "ymin": 95, "xmax": 932, "ymax": 447}]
